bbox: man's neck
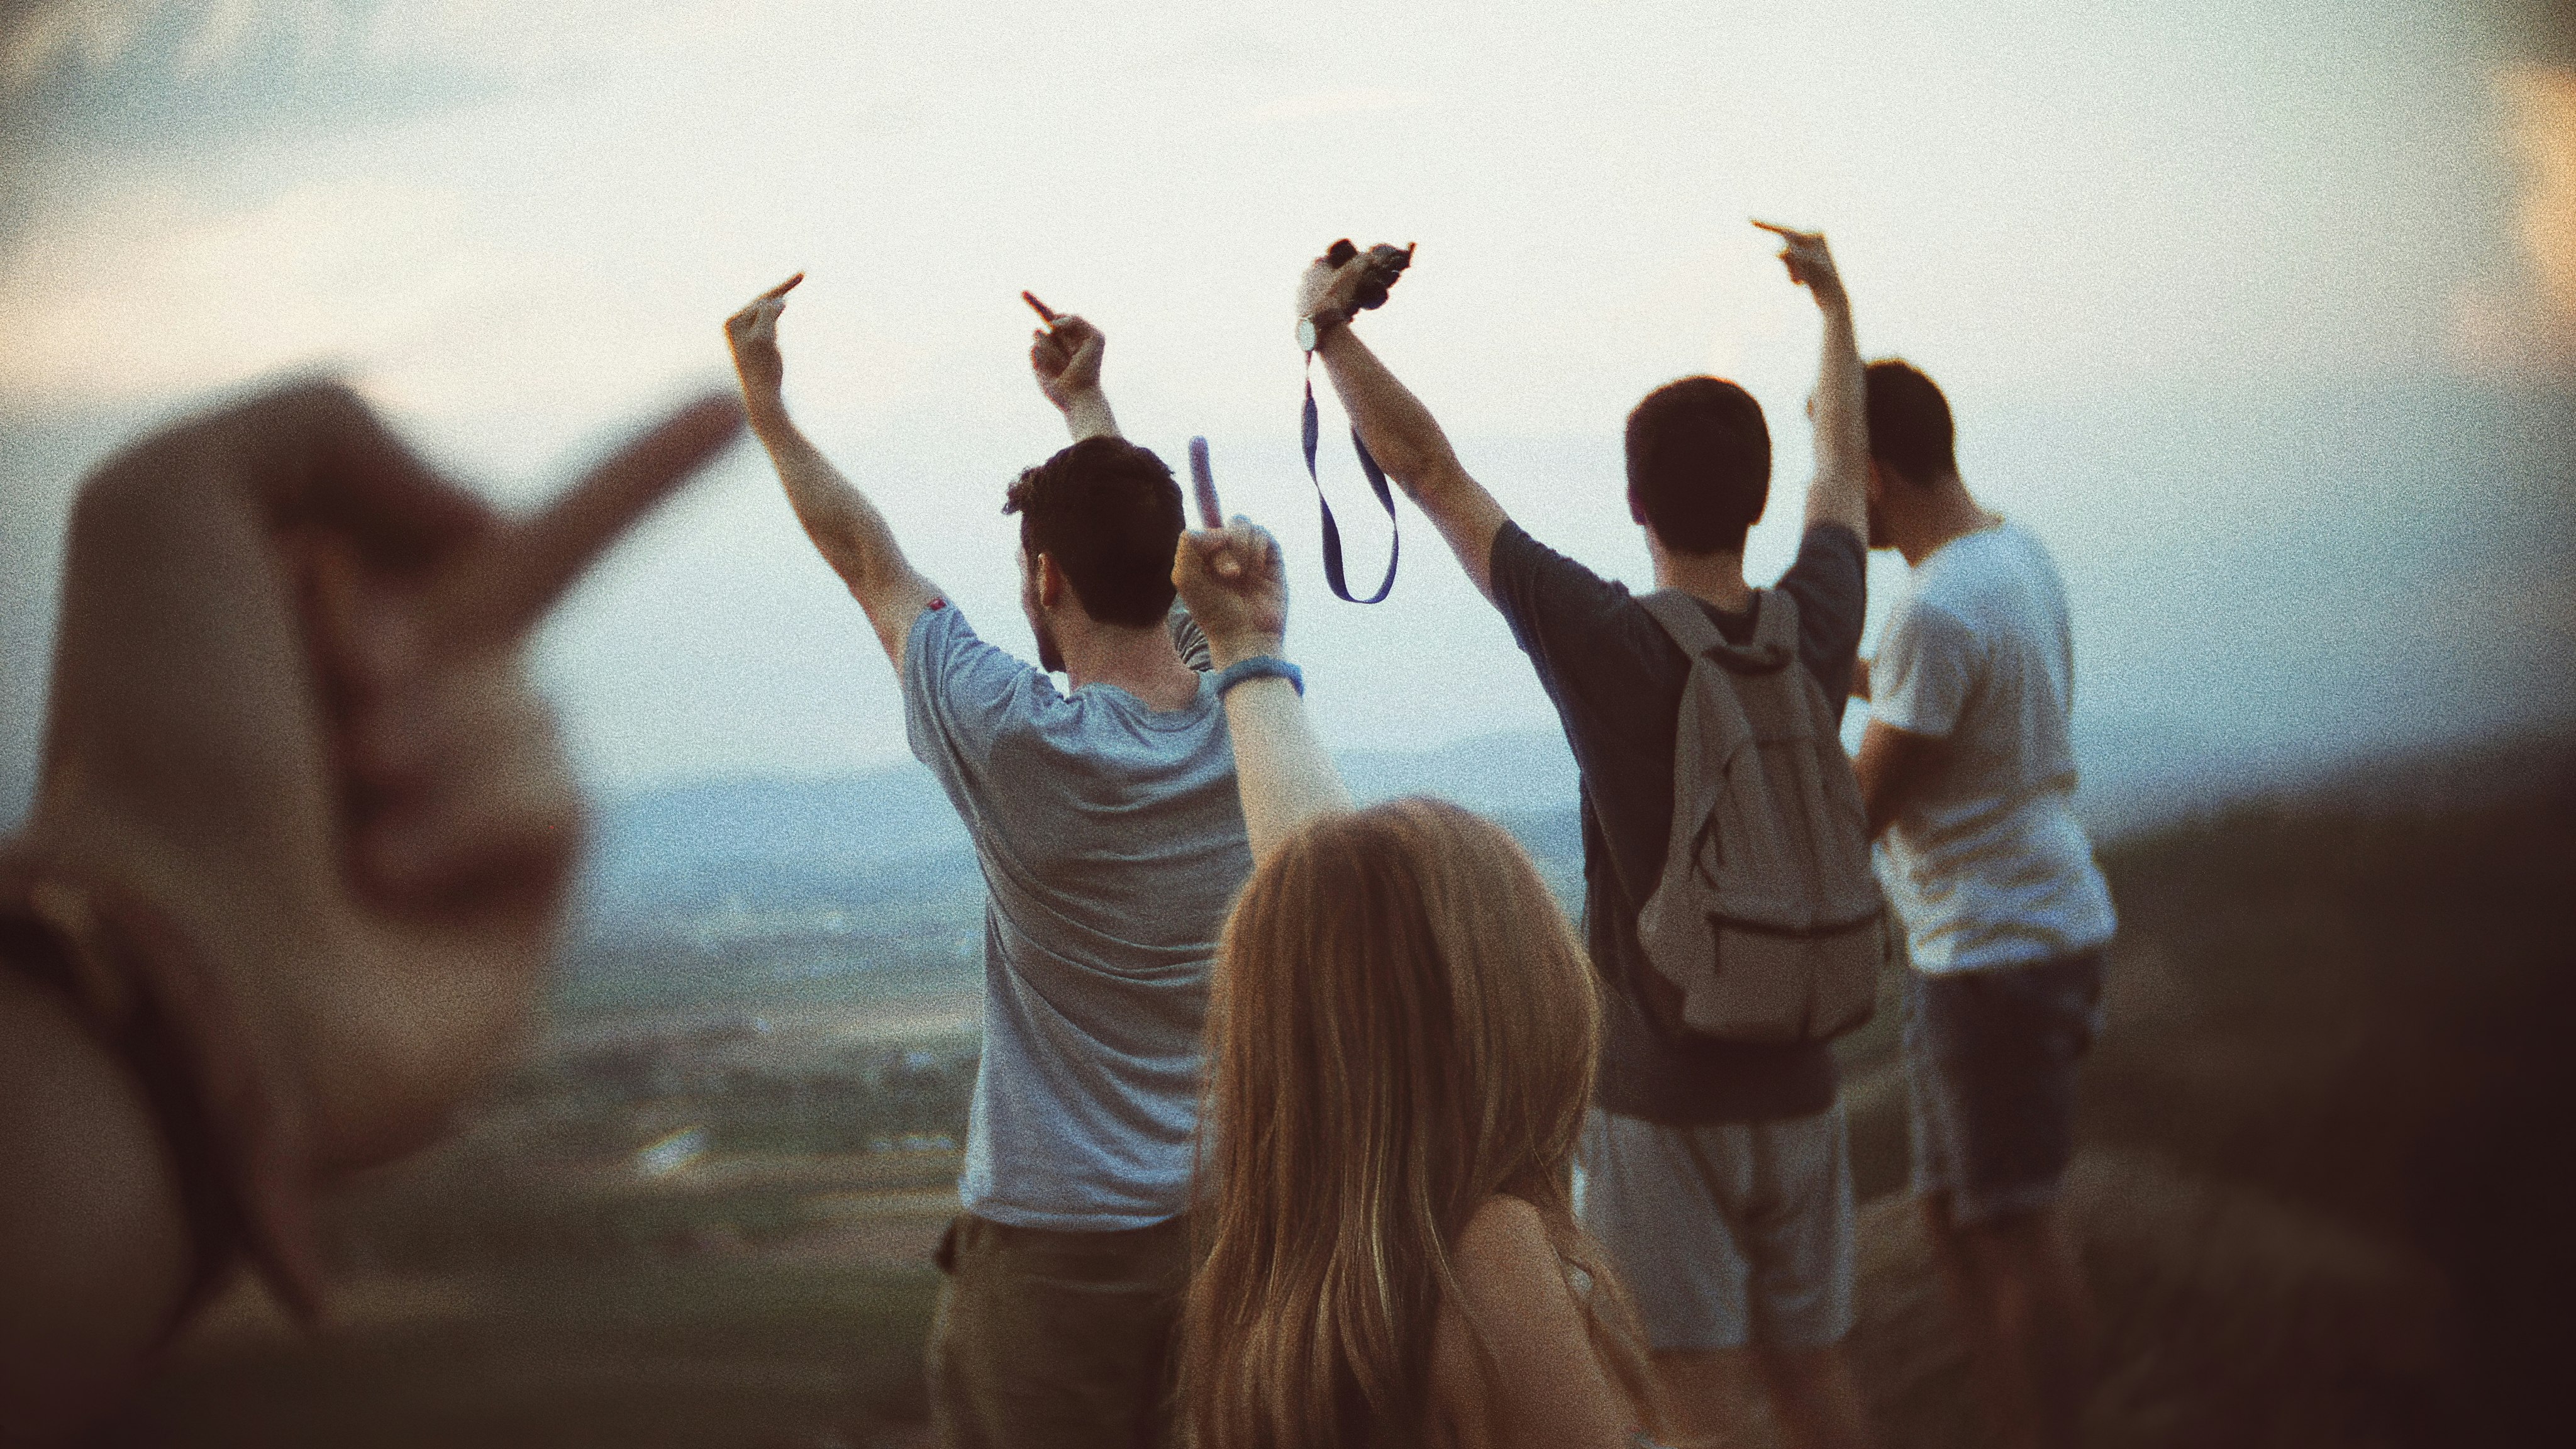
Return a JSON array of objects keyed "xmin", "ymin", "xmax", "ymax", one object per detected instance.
[
  {"xmin": 1895, "ymin": 474, "xmax": 2002, "ymax": 567},
  {"xmin": 1057, "ymin": 619, "xmax": 1201, "ymax": 711},
  {"xmin": 1650, "ymin": 541, "xmax": 1754, "ymax": 614}
]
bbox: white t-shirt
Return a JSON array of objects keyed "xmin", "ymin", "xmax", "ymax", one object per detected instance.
[{"xmin": 1871, "ymin": 522, "xmax": 2116, "ymax": 974}]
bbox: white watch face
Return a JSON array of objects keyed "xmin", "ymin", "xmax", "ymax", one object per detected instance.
[{"xmin": 1296, "ymin": 316, "xmax": 1318, "ymax": 352}]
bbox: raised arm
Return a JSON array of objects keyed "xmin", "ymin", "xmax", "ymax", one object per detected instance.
[
  {"xmin": 1298, "ymin": 251, "xmax": 1511, "ymax": 602},
  {"xmin": 1023, "ymin": 292, "xmax": 1121, "ymax": 442},
  {"xmin": 724, "ymin": 274, "xmax": 942, "ymax": 669},
  {"xmin": 1172, "ymin": 520, "xmax": 1352, "ymax": 862},
  {"xmin": 1755, "ymin": 221, "xmax": 1868, "ymax": 540}
]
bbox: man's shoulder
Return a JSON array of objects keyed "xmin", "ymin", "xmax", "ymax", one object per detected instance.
[
  {"xmin": 1934, "ymin": 521, "xmax": 2053, "ymax": 584},
  {"xmin": 907, "ymin": 602, "xmax": 1046, "ymax": 694},
  {"xmin": 1489, "ymin": 523, "xmax": 1682, "ymax": 687},
  {"xmin": 1493, "ymin": 521, "xmax": 1626, "ymax": 602},
  {"xmin": 1919, "ymin": 525, "xmax": 2067, "ymax": 630}
]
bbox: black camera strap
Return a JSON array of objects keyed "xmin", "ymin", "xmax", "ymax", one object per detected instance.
[{"xmin": 1301, "ymin": 355, "xmax": 1399, "ymax": 604}]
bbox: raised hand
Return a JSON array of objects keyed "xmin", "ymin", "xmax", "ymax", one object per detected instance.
[
  {"xmin": 1295, "ymin": 242, "xmax": 1370, "ymax": 330},
  {"xmin": 1023, "ymin": 291, "xmax": 1120, "ymax": 441},
  {"xmin": 1023, "ymin": 291, "xmax": 1108, "ymax": 413},
  {"xmin": 1753, "ymin": 221, "xmax": 1846, "ymax": 311},
  {"xmin": 1755, "ymin": 219, "xmax": 1870, "ymax": 535},
  {"xmin": 310, "ymin": 394, "xmax": 746, "ymax": 915},
  {"xmin": 23, "ymin": 380, "xmax": 741, "ymax": 1250},
  {"xmin": 1175, "ymin": 517, "xmax": 1347, "ymax": 858},
  {"xmin": 1172, "ymin": 519, "xmax": 1288, "ymax": 669},
  {"xmin": 724, "ymin": 273, "xmax": 803, "ymax": 401}
]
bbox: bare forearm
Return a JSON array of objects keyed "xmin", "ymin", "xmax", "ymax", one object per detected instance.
[
  {"xmin": 1312, "ymin": 328, "xmax": 1509, "ymax": 598},
  {"xmin": 745, "ymin": 399, "xmax": 938, "ymax": 662},
  {"xmin": 1058, "ymin": 387, "xmax": 1120, "ymax": 443},
  {"xmin": 1804, "ymin": 297, "xmax": 1869, "ymax": 537},
  {"xmin": 1855, "ymin": 719, "xmax": 1940, "ymax": 839},
  {"xmin": 1219, "ymin": 675, "xmax": 1353, "ymax": 862},
  {"xmin": 749, "ymin": 400, "xmax": 897, "ymax": 578}
]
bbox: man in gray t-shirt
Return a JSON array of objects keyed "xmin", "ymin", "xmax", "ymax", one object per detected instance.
[
  {"xmin": 904, "ymin": 602, "xmax": 1245, "ymax": 1231},
  {"xmin": 724, "ymin": 275, "xmax": 1246, "ymax": 1449}
]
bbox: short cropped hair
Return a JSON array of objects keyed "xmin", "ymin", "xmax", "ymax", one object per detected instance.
[
  {"xmin": 1004, "ymin": 435, "xmax": 1185, "ymax": 628},
  {"xmin": 1623, "ymin": 377, "xmax": 1772, "ymax": 556},
  {"xmin": 1863, "ymin": 360, "xmax": 1957, "ymax": 486}
]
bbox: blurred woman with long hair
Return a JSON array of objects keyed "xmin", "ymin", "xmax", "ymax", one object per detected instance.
[{"xmin": 1169, "ymin": 520, "xmax": 1667, "ymax": 1449}]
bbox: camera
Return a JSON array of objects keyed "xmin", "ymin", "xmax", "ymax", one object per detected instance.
[{"xmin": 1324, "ymin": 239, "xmax": 1415, "ymax": 312}]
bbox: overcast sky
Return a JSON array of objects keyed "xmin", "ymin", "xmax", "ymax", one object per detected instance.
[{"xmin": 3, "ymin": 0, "xmax": 2570, "ymax": 812}]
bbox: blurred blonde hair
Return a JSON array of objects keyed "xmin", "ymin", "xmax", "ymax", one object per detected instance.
[{"xmin": 1175, "ymin": 797, "xmax": 1657, "ymax": 1448}]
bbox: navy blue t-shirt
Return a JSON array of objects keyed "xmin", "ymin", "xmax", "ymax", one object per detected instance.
[{"xmin": 1489, "ymin": 521, "xmax": 1868, "ymax": 1124}]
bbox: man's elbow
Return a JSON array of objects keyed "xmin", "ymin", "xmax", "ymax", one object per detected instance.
[
  {"xmin": 794, "ymin": 513, "xmax": 869, "ymax": 580},
  {"xmin": 1399, "ymin": 454, "xmax": 1475, "ymax": 514}
]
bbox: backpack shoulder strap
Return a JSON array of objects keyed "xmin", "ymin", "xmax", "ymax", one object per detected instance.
[
  {"xmin": 1635, "ymin": 589, "xmax": 1757, "ymax": 897},
  {"xmin": 1636, "ymin": 589, "xmax": 1723, "ymax": 659},
  {"xmin": 1749, "ymin": 588, "xmax": 1801, "ymax": 664},
  {"xmin": 1638, "ymin": 589, "xmax": 1797, "ymax": 676}
]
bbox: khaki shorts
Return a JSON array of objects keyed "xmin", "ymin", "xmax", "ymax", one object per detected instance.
[
  {"xmin": 1577, "ymin": 1103, "xmax": 1857, "ymax": 1352},
  {"xmin": 928, "ymin": 1212, "xmax": 1191, "ymax": 1449}
]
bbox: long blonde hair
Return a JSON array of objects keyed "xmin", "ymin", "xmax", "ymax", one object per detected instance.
[{"xmin": 1175, "ymin": 797, "xmax": 1657, "ymax": 1448}]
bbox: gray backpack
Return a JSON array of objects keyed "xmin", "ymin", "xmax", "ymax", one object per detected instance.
[{"xmin": 1631, "ymin": 589, "xmax": 1891, "ymax": 1044}]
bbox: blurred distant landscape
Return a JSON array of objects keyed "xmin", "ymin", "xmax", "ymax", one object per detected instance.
[
  {"xmin": 5, "ymin": 4, "xmax": 2568, "ymax": 1443},
  {"xmin": 89, "ymin": 724, "xmax": 2576, "ymax": 1448}
]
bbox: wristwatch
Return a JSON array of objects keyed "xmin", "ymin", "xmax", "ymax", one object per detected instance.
[{"xmin": 1296, "ymin": 307, "xmax": 1349, "ymax": 353}]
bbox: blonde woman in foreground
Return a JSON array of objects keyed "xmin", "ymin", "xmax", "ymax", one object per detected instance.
[{"xmin": 1168, "ymin": 519, "xmax": 1671, "ymax": 1449}]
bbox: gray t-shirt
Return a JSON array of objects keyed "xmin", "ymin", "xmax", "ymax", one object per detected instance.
[{"xmin": 903, "ymin": 601, "xmax": 1251, "ymax": 1230}]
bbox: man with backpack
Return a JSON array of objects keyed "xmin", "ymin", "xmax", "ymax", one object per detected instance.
[
  {"xmin": 723, "ymin": 276, "xmax": 1250, "ymax": 1449},
  {"xmin": 1297, "ymin": 225, "xmax": 1882, "ymax": 1448},
  {"xmin": 1851, "ymin": 360, "xmax": 2116, "ymax": 1449}
]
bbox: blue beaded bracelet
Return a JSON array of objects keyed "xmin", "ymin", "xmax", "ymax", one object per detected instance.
[{"xmin": 1212, "ymin": 655, "xmax": 1304, "ymax": 698}]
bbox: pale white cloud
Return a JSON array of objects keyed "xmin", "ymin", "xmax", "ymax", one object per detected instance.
[
  {"xmin": 0, "ymin": 179, "xmax": 519, "ymax": 406},
  {"xmin": 5, "ymin": 0, "xmax": 355, "ymax": 90},
  {"xmin": 2507, "ymin": 64, "xmax": 2576, "ymax": 326},
  {"xmin": 1247, "ymin": 87, "xmax": 1430, "ymax": 124},
  {"xmin": 1, "ymin": 0, "xmax": 148, "ymax": 87},
  {"xmin": 3, "ymin": 0, "xmax": 2563, "ymax": 796},
  {"xmin": 2453, "ymin": 63, "xmax": 2576, "ymax": 377}
]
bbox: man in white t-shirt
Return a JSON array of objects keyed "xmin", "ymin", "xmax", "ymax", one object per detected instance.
[{"xmin": 1850, "ymin": 360, "xmax": 2115, "ymax": 1449}]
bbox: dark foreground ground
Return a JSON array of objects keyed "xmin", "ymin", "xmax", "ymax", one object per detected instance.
[{"xmin": 96, "ymin": 738, "xmax": 2576, "ymax": 1448}]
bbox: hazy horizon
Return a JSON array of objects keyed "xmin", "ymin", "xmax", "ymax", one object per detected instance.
[{"xmin": 4, "ymin": 1, "xmax": 2571, "ymax": 823}]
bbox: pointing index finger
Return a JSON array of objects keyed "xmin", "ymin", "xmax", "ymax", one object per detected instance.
[
  {"xmin": 430, "ymin": 392, "xmax": 746, "ymax": 653},
  {"xmin": 1187, "ymin": 436, "xmax": 1222, "ymax": 530},
  {"xmin": 762, "ymin": 273, "xmax": 805, "ymax": 301},
  {"xmin": 1022, "ymin": 291, "xmax": 1059, "ymax": 325}
]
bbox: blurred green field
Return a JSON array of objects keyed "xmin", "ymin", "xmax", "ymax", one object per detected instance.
[
  {"xmin": 110, "ymin": 1262, "xmax": 939, "ymax": 1449},
  {"xmin": 97, "ymin": 736, "xmax": 2576, "ymax": 1448}
]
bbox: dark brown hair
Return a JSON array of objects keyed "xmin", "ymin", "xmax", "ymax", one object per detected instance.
[
  {"xmin": 1003, "ymin": 436, "xmax": 1185, "ymax": 627},
  {"xmin": 1623, "ymin": 376, "xmax": 1772, "ymax": 556},
  {"xmin": 1863, "ymin": 359, "xmax": 1957, "ymax": 486}
]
